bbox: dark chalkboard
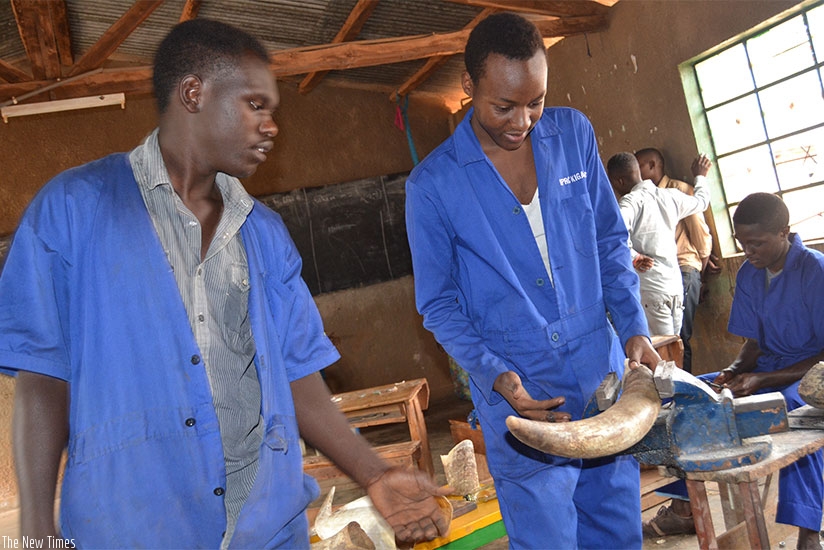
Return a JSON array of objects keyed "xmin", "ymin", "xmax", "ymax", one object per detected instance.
[
  {"xmin": 0, "ymin": 173, "xmax": 413, "ymax": 296},
  {"xmin": 259, "ymin": 172, "xmax": 413, "ymax": 295}
]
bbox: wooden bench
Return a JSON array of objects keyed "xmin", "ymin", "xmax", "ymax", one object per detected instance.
[
  {"xmin": 303, "ymin": 378, "xmax": 434, "ymax": 491},
  {"xmin": 304, "ymin": 440, "xmax": 423, "ymax": 492},
  {"xmin": 651, "ymin": 334, "xmax": 684, "ymax": 368}
]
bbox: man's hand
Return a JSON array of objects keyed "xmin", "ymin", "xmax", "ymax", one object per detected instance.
[
  {"xmin": 632, "ymin": 254, "xmax": 654, "ymax": 272},
  {"xmin": 625, "ymin": 335, "xmax": 662, "ymax": 371},
  {"xmin": 704, "ymin": 254, "xmax": 722, "ymax": 275},
  {"xmin": 713, "ymin": 370, "xmax": 762, "ymax": 397},
  {"xmin": 493, "ymin": 371, "xmax": 571, "ymax": 423},
  {"xmin": 691, "ymin": 153, "xmax": 712, "ymax": 177},
  {"xmin": 366, "ymin": 467, "xmax": 451, "ymax": 545}
]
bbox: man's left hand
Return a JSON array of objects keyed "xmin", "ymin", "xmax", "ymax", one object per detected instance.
[
  {"xmin": 366, "ymin": 467, "xmax": 452, "ymax": 545},
  {"xmin": 721, "ymin": 372, "xmax": 763, "ymax": 397}
]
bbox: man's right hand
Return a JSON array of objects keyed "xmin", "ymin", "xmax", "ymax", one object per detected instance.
[
  {"xmin": 493, "ymin": 371, "xmax": 571, "ymax": 423},
  {"xmin": 691, "ymin": 154, "xmax": 712, "ymax": 177}
]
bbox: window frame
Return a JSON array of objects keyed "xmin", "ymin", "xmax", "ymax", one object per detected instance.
[{"xmin": 679, "ymin": 0, "xmax": 824, "ymax": 256}]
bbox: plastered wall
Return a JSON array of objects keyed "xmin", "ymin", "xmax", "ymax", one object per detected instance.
[{"xmin": 545, "ymin": 0, "xmax": 802, "ymax": 375}]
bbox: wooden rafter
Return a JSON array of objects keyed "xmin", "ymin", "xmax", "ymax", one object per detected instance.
[
  {"xmin": 10, "ymin": 0, "xmax": 68, "ymax": 81},
  {"xmin": 50, "ymin": 0, "xmax": 73, "ymax": 67},
  {"xmin": 0, "ymin": 12, "xmax": 608, "ymax": 104},
  {"xmin": 299, "ymin": 0, "xmax": 380, "ymax": 94},
  {"xmin": 392, "ymin": 7, "xmax": 494, "ymax": 100},
  {"xmin": 445, "ymin": 0, "xmax": 608, "ymax": 17},
  {"xmin": 179, "ymin": 0, "xmax": 202, "ymax": 22},
  {"xmin": 270, "ymin": 14, "xmax": 607, "ymax": 75},
  {"xmin": 0, "ymin": 58, "xmax": 31, "ymax": 84},
  {"xmin": 67, "ymin": 0, "xmax": 164, "ymax": 78}
]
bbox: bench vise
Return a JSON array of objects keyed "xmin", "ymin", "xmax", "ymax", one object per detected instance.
[{"xmin": 605, "ymin": 362, "xmax": 789, "ymax": 473}]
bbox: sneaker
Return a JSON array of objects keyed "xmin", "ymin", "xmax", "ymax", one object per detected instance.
[{"xmin": 642, "ymin": 504, "xmax": 696, "ymax": 537}]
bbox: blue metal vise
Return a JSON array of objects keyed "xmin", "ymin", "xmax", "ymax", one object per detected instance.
[{"xmin": 623, "ymin": 362, "xmax": 789, "ymax": 473}]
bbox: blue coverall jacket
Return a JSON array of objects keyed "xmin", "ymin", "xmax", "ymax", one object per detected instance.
[{"xmin": 406, "ymin": 107, "xmax": 648, "ymax": 548}]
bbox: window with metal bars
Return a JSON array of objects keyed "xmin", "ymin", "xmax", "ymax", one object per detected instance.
[{"xmin": 680, "ymin": 0, "xmax": 824, "ymax": 256}]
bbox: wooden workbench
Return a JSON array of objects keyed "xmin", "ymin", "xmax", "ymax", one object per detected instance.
[
  {"xmin": 682, "ymin": 429, "xmax": 824, "ymax": 549},
  {"xmin": 303, "ymin": 378, "xmax": 434, "ymax": 494}
]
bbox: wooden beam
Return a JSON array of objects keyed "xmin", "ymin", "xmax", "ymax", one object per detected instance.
[
  {"xmin": 67, "ymin": 0, "xmax": 164, "ymax": 77},
  {"xmin": 445, "ymin": 0, "xmax": 609, "ymax": 17},
  {"xmin": 0, "ymin": 12, "xmax": 608, "ymax": 104},
  {"xmin": 179, "ymin": 0, "xmax": 202, "ymax": 22},
  {"xmin": 392, "ymin": 7, "xmax": 494, "ymax": 100},
  {"xmin": 0, "ymin": 59, "xmax": 31, "ymax": 84},
  {"xmin": 299, "ymin": 0, "xmax": 380, "ymax": 94},
  {"xmin": 0, "ymin": 67, "xmax": 153, "ymax": 105},
  {"xmin": 272, "ymin": 14, "xmax": 607, "ymax": 76},
  {"xmin": 49, "ymin": 0, "xmax": 73, "ymax": 67},
  {"xmin": 11, "ymin": 0, "xmax": 63, "ymax": 80}
]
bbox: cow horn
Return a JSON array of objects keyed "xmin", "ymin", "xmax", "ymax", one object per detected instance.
[{"xmin": 505, "ymin": 363, "xmax": 660, "ymax": 459}]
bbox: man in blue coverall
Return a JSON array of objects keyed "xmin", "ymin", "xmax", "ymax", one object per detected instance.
[
  {"xmin": 405, "ymin": 12, "xmax": 661, "ymax": 548},
  {"xmin": 642, "ymin": 192, "xmax": 824, "ymax": 550},
  {"xmin": 0, "ymin": 19, "xmax": 448, "ymax": 549}
]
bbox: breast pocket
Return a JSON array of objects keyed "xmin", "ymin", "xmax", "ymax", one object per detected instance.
[
  {"xmin": 562, "ymin": 195, "xmax": 597, "ymax": 257},
  {"xmin": 223, "ymin": 262, "xmax": 254, "ymax": 355}
]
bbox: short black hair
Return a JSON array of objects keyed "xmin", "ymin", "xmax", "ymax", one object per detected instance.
[
  {"xmin": 464, "ymin": 12, "xmax": 544, "ymax": 82},
  {"xmin": 606, "ymin": 151, "xmax": 639, "ymax": 179},
  {"xmin": 152, "ymin": 18, "xmax": 270, "ymax": 113},
  {"xmin": 733, "ymin": 192, "xmax": 789, "ymax": 233},
  {"xmin": 635, "ymin": 147, "xmax": 664, "ymax": 168}
]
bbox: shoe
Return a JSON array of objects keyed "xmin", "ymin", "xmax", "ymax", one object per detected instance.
[{"xmin": 642, "ymin": 504, "xmax": 697, "ymax": 537}]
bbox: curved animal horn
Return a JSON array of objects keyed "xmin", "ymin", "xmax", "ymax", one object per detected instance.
[{"xmin": 505, "ymin": 364, "xmax": 660, "ymax": 459}]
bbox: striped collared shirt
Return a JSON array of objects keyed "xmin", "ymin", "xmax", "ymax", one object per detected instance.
[{"xmin": 130, "ymin": 130, "xmax": 261, "ymax": 546}]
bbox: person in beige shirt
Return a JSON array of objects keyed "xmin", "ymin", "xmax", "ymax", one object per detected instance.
[{"xmin": 636, "ymin": 148, "xmax": 713, "ymax": 373}]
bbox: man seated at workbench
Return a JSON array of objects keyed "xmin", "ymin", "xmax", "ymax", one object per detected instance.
[{"xmin": 643, "ymin": 193, "xmax": 824, "ymax": 550}]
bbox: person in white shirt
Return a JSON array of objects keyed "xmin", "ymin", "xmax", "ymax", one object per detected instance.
[{"xmin": 606, "ymin": 152, "xmax": 712, "ymax": 336}]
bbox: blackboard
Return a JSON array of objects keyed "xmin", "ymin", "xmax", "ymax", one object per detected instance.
[
  {"xmin": 259, "ymin": 172, "xmax": 413, "ymax": 295},
  {"xmin": 0, "ymin": 172, "xmax": 413, "ymax": 296}
]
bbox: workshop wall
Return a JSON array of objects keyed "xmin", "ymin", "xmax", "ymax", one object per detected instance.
[
  {"xmin": 0, "ymin": 80, "xmax": 455, "ymax": 511},
  {"xmin": 544, "ymin": 0, "xmax": 802, "ymax": 375}
]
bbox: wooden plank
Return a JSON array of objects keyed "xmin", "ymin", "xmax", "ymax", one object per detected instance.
[
  {"xmin": 67, "ymin": 0, "xmax": 163, "ymax": 77},
  {"xmin": 10, "ymin": 0, "xmax": 62, "ymax": 80},
  {"xmin": 270, "ymin": 14, "xmax": 608, "ymax": 76},
  {"xmin": 178, "ymin": 0, "xmax": 202, "ymax": 22},
  {"xmin": 445, "ymin": 0, "xmax": 609, "ymax": 17},
  {"xmin": 738, "ymin": 481, "xmax": 769, "ymax": 549},
  {"xmin": 392, "ymin": 7, "xmax": 494, "ymax": 100},
  {"xmin": 48, "ymin": 0, "xmax": 72, "ymax": 67},
  {"xmin": 331, "ymin": 378, "xmax": 428, "ymax": 413},
  {"xmin": 0, "ymin": 59, "xmax": 30, "ymax": 83},
  {"xmin": 686, "ymin": 479, "xmax": 719, "ymax": 550},
  {"xmin": 716, "ymin": 521, "xmax": 749, "ymax": 550},
  {"xmin": 304, "ymin": 440, "xmax": 422, "ymax": 492},
  {"xmin": 299, "ymin": 0, "xmax": 380, "ymax": 94}
]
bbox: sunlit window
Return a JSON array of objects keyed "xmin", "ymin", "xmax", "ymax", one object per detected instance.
[{"xmin": 681, "ymin": 1, "xmax": 824, "ymax": 255}]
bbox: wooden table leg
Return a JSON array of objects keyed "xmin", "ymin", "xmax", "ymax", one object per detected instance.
[
  {"xmin": 405, "ymin": 398, "xmax": 435, "ymax": 475},
  {"xmin": 738, "ymin": 480, "xmax": 769, "ymax": 549},
  {"xmin": 686, "ymin": 479, "xmax": 718, "ymax": 550}
]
